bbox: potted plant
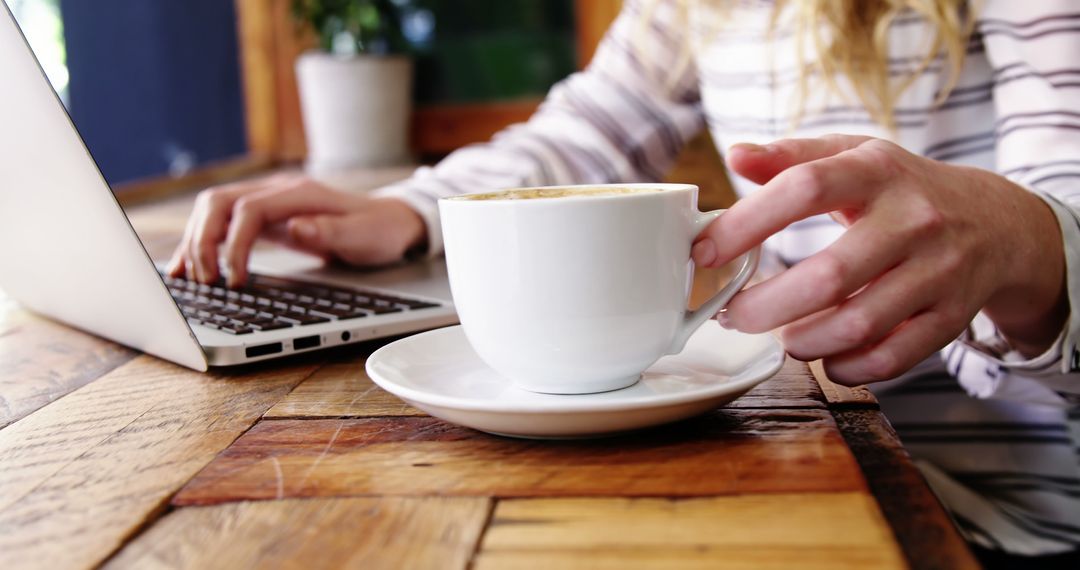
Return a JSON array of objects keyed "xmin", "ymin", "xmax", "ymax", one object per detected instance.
[{"xmin": 292, "ymin": 0, "xmax": 412, "ymax": 174}]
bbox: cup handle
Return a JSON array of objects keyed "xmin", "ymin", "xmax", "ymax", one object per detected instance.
[{"xmin": 666, "ymin": 209, "xmax": 760, "ymax": 355}]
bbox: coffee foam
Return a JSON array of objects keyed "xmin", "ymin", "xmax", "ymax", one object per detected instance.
[{"xmin": 454, "ymin": 187, "xmax": 663, "ymax": 201}]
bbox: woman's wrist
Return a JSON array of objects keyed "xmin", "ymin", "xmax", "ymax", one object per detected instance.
[{"xmin": 983, "ymin": 180, "xmax": 1069, "ymax": 358}]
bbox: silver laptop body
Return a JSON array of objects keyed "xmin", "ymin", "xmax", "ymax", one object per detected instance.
[{"xmin": 0, "ymin": 5, "xmax": 457, "ymax": 371}]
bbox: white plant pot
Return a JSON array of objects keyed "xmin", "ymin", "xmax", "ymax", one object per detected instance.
[{"xmin": 296, "ymin": 52, "xmax": 413, "ymax": 174}]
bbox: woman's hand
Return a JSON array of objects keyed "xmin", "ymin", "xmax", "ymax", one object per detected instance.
[
  {"xmin": 692, "ymin": 134, "xmax": 1068, "ymax": 385},
  {"xmin": 166, "ymin": 173, "xmax": 426, "ymax": 287}
]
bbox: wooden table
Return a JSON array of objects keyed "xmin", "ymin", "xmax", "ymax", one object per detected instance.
[{"xmin": 0, "ymin": 179, "xmax": 981, "ymax": 570}]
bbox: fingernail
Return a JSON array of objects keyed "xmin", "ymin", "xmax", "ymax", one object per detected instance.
[
  {"xmin": 730, "ymin": 142, "xmax": 770, "ymax": 154},
  {"xmin": 716, "ymin": 311, "xmax": 733, "ymax": 329},
  {"xmin": 292, "ymin": 220, "xmax": 317, "ymax": 241},
  {"xmin": 691, "ymin": 239, "xmax": 718, "ymax": 267}
]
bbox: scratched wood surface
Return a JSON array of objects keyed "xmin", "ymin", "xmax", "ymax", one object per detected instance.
[
  {"xmin": 0, "ymin": 186, "xmax": 979, "ymax": 570},
  {"xmin": 0, "ymin": 293, "xmax": 135, "ymax": 429},
  {"xmin": 173, "ymin": 410, "xmax": 864, "ymax": 505},
  {"xmin": 103, "ymin": 497, "xmax": 491, "ymax": 570},
  {"xmin": 0, "ymin": 356, "xmax": 319, "ymax": 570},
  {"xmin": 263, "ymin": 357, "xmax": 427, "ymax": 419}
]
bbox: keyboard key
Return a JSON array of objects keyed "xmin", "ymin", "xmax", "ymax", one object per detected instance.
[
  {"xmin": 307, "ymin": 307, "xmax": 363, "ymax": 320},
  {"xmin": 276, "ymin": 314, "xmax": 330, "ymax": 326},
  {"xmin": 219, "ymin": 324, "xmax": 254, "ymax": 335},
  {"xmin": 163, "ymin": 272, "xmax": 435, "ymax": 332},
  {"xmin": 248, "ymin": 319, "xmax": 293, "ymax": 331}
]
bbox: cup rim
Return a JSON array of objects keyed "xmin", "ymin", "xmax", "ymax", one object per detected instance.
[{"xmin": 439, "ymin": 183, "xmax": 698, "ymax": 203}]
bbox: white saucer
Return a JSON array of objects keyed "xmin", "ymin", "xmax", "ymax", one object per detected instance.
[{"xmin": 365, "ymin": 321, "xmax": 786, "ymax": 439}]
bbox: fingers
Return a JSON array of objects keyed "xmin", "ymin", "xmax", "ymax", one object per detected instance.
[
  {"xmin": 778, "ymin": 259, "xmax": 938, "ymax": 360},
  {"xmin": 166, "ymin": 210, "xmax": 201, "ymax": 277},
  {"xmin": 696, "ymin": 145, "xmax": 888, "ymax": 268},
  {"xmin": 171, "ymin": 175, "xmax": 295, "ymax": 282},
  {"xmin": 722, "ymin": 218, "xmax": 911, "ymax": 333},
  {"xmin": 726, "ymin": 134, "xmax": 874, "ymax": 185},
  {"xmin": 221, "ymin": 183, "xmax": 352, "ymax": 286},
  {"xmin": 823, "ymin": 307, "xmax": 966, "ymax": 385}
]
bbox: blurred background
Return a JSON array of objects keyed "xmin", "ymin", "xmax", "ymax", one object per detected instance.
[{"xmin": 7, "ymin": 0, "xmax": 731, "ymax": 208}]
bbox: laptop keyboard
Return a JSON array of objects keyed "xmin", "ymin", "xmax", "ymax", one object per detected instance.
[{"xmin": 162, "ymin": 273, "xmax": 441, "ymax": 335}]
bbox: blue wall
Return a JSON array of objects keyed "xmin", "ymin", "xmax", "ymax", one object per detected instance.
[{"xmin": 59, "ymin": 0, "xmax": 246, "ymax": 185}]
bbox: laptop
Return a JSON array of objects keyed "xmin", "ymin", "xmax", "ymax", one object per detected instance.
[{"xmin": 0, "ymin": 4, "xmax": 457, "ymax": 371}]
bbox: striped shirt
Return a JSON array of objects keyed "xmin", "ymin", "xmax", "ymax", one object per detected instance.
[{"xmin": 375, "ymin": 0, "xmax": 1080, "ymax": 555}]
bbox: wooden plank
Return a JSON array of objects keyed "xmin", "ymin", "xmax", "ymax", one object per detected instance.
[
  {"xmin": 234, "ymin": 0, "xmax": 281, "ymax": 159},
  {"xmin": 727, "ymin": 356, "xmax": 825, "ymax": 409},
  {"xmin": 833, "ymin": 409, "xmax": 979, "ymax": 570},
  {"xmin": 269, "ymin": 0, "xmax": 315, "ymax": 162},
  {"xmin": 0, "ymin": 305, "xmax": 136, "ymax": 429},
  {"xmin": 811, "ymin": 360, "xmax": 878, "ymax": 408},
  {"xmin": 173, "ymin": 409, "xmax": 865, "ymax": 505},
  {"xmin": 475, "ymin": 549, "xmax": 900, "ymax": 570},
  {"xmin": 475, "ymin": 494, "xmax": 906, "ymax": 570},
  {"xmin": 0, "ymin": 355, "xmax": 320, "ymax": 570},
  {"xmin": 264, "ymin": 359, "xmax": 425, "ymax": 419},
  {"xmin": 104, "ymin": 497, "xmax": 491, "ymax": 570}
]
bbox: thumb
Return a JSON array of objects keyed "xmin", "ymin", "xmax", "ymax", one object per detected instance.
[{"xmin": 727, "ymin": 134, "xmax": 873, "ymax": 185}]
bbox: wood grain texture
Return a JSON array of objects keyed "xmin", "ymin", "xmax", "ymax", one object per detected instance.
[
  {"xmin": 0, "ymin": 304, "xmax": 135, "ymax": 429},
  {"xmin": 727, "ymin": 357, "xmax": 825, "ymax": 409},
  {"xmin": 811, "ymin": 360, "xmax": 878, "ymax": 407},
  {"xmin": 475, "ymin": 549, "xmax": 900, "ymax": 570},
  {"xmin": 475, "ymin": 494, "xmax": 907, "ymax": 570},
  {"xmin": 105, "ymin": 497, "xmax": 491, "ymax": 570},
  {"xmin": 174, "ymin": 409, "xmax": 865, "ymax": 505},
  {"xmin": 0, "ymin": 355, "xmax": 320, "ymax": 570},
  {"xmin": 834, "ymin": 409, "xmax": 979, "ymax": 570},
  {"xmin": 234, "ymin": 0, "xmax": 281, "ymax": 159},
  {"xmin": 264, "ymin": 359, "xmax": 425, "ymax": 419}
]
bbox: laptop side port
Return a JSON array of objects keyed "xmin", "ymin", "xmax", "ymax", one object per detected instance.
[
  {"xmin": 294, "ymin": 335, "xmax": 321, "ymax": 350},
  {"xmin": 245, "ymin": 342, "xmax": 283, "ymax": 358}
]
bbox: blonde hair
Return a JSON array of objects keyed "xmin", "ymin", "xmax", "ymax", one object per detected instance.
[{"xmin": 666, "ymin": 0, "xmax": 979, "ymax": 130}]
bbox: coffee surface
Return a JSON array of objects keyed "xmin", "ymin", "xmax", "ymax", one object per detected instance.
[{"xmin": 454, "ymin": 187, "xmax": 662, "ymax": 201}]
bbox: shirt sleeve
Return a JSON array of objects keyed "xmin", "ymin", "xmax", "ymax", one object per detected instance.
[
  {"xmin": 372, "ymin": 0, "xmax": 705, "ymax": 257},
  {"xmin": 945, "ymin": 0, "xmax": 1080, "ymax": 403}
]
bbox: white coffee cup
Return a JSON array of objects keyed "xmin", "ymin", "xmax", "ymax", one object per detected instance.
[{"xmin": 439, "ymin": 183, "xmax": 759, "ymax": 395}]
